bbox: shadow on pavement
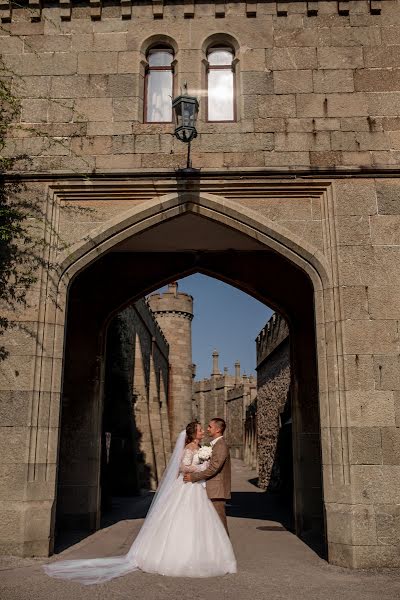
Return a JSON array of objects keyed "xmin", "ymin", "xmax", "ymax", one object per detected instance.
[
  {"xmin": 227, "ymin": 490, "xmax": 294, "ymax": 531},
  {"xmin": 56, "ymin": 485, "xmax": 325, "ymax": 561},
  {"xmin": 228, "ymin": 487, "xmax": 326, "ymax": 561},
  {"xmin": 55, "ymin": 493, "xmax": 154, "ymax": 554}
]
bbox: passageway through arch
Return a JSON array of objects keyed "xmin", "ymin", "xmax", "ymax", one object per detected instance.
[{"xmin": 54, "ymin": 195, "xmax": 326, "ymax": 557}]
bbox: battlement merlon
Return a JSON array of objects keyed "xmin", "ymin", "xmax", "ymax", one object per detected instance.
[
  {"xmin": 0, "ymin": 0, "xmax": 382, "ymax": 23},
  {"xmin": 256, "ymin": 312, "xmax": 289, "ymax": 367},
  {"xmin": 148, "ymin": 282, "xmax": 194, "ymax": 320}
]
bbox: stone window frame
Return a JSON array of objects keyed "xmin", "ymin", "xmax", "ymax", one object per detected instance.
[
  {"xmin": 140, "ymin": 35, "xmax": 179, "ymax": 125},
  {"xmin": 202, "ymin": 33, "xmax": 240, "ymax": 124}
]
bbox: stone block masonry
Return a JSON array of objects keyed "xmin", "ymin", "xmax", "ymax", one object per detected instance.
[{"xmin": 1, "ymin": 0, "xmax": 400, "ymax": 171}]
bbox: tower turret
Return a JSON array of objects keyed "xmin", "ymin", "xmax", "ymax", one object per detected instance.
[{"xmin": 148, "ymin": 282, "xmax": 194, "ymax": 442}]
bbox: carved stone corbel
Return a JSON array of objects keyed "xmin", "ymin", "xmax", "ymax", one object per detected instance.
[
  {"xmin": 246, "ymin": 1, "xmax": 257, "ymax": 17},
  {"xmin": 338, "ymin": 0, "xmax": 349, "ymax": 15},
  {"xmin": 276, "ymin": 1, "xmax": 288, "ymax": 17},
  {"xmin": 0, "ymin": 0, "xmax": 11, "ymax": 22},
  {"xmin": 59, "ymin": 0, "xmax": 71, "ymax": 22},
  {"xmin": 90, "ymin": 0, "xmax": 102, "ymax": 21},
  {"xmin": 152, "ymin": 0, "xmax": 164, "ymax": 19},
  {"xmin": 121, "ymin": 0, "xmax": 132, "ymax": 19},
  {"xmin": 370, "ymin": 0, "xmax": 381, "ymax": 14},
  {"xmin": 28, "ymin": 0, "xmax": 42, "ymax": 22},
  {"xmin": 307, "ymin": 1, "xmax": 318, "ymax": 16},
  {"xmin": 184, "ymin": 0, "xmax": 194, "ymax": 19},
  {"xmin": 215, "ymin": 0, "xmax": 225, "ymax": 18}
]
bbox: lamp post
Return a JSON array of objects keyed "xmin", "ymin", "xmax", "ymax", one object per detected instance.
[{"xmin": 172, "ymin": 85, "xmax": 199, "ymax": 171}]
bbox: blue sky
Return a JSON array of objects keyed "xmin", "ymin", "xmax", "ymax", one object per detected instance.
[{"xmin": 156, "ymin": 274, "xmax": 273, "ymax": 380}]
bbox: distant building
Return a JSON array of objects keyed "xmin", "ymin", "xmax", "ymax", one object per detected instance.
[{"xmin": 193, "ymin": 351, "xmax": 256, "ymax": 458}]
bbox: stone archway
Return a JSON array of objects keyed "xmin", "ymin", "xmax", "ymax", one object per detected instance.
[
  {"xmin": 13, "ymin": 182, "xmax": 369, "ymax": 565},
  {"xmin": 49, "ymin": 189, "xmax": 334, "ymax": 557}
]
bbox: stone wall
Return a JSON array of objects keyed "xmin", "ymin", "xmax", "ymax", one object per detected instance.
[
  {"xmin": 193, "ymin": 352, "xmax": 256, "ymax": 457},
  {"xmin": 1, "ymin": 0, "xmax": 400, "ymax": 568},
  {"xmin": 255, "ymin": 313, "xmax": 291, "ymax": 490},
  {"xmin": 3, "ymin": 0, "xmax": 400, "ymax": 174}
]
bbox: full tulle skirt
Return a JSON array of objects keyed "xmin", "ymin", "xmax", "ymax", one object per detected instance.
[{"xmin": 43, "ymin": 476, "xmax": 236, "ymax": 584}]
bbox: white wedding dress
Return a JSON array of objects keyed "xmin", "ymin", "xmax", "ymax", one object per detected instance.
[{"xmin": 43, "ymin": 431, "xmax": 237, "ymax": 584}]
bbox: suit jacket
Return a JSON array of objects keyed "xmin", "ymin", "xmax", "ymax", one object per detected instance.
[{"xmin": 191, "ymin": 437, "xmax": 231, "ymax": 500}]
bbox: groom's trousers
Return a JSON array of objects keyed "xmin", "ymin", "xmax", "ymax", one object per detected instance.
[{"xmin": 211, "ymin": 499, "xmax": 229, "ymax": 534}]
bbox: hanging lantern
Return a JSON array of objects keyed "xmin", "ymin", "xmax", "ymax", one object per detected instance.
[{"xmin": 172, "ymin": 93, "xmax": 199, "ymax": 144}]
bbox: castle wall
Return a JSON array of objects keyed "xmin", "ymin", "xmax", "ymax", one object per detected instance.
[
  {"xmin": 1, "ymin": 0, "xmax": 400, "ymax": 568},
  {"xmin": 2, "ymin": 1, "xmax": 400, "ymax": 175},
  {"xmin": 256, "ymin": 316, "xmax": 291, "ymax": 490}
]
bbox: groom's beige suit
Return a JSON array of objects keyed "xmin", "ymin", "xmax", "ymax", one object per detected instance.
[{"xmin": 190, "ymin": 436, "xmax": 231, "ymax": 533}]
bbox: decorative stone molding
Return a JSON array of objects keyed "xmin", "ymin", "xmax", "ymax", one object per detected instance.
[{"xmin": 0, "ymin": 1, "xmax": 385, "ymax": 21}]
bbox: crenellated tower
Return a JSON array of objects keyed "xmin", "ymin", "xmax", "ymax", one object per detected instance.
[{"xmin": 148, "ymin": 282, "xmax": 194, "ymax": 442}]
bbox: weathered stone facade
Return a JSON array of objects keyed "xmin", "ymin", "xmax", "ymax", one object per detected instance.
[
  {"xmin": 193, "ymin": 352, "xmax": 256, "ymax": 457},
  {"xmin": 1, "ymin": 0, "xmax": 400, "ymax": 568},
  {"xmin": 255, "ymin": 313, "xmax": 291, "ymax": 491}
]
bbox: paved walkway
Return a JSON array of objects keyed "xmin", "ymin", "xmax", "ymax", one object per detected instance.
[{"xmin": 1, "ymin": 460, "xmax": 400, "ymax": 600}]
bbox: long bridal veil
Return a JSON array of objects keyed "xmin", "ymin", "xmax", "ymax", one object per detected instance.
[{"xmin": 43, "ymin": 430, "xmax": 186, "ymax": 585}]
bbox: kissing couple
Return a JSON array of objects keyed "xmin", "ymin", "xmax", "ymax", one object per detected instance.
[{"xmin": 44, "ymin": 418, "xmax": 237, "ymax": 584}]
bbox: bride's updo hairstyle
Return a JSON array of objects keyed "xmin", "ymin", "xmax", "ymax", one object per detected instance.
[{"xmin": 185, "ymin": 420, "xmax": 200, "ymax": 445}]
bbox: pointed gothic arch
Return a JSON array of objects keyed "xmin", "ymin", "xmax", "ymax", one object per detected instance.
[{"xmin": 29, "ymin": 185, "xmax": 345, "ymax": 562}]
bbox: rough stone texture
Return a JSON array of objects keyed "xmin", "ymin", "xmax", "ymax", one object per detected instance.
[
  {"xmin": 3, "ymin": 1, "xmax": 400, "ymax": 167},
  {"xmin": 255, "ymin": 314, "xmax": 291, "ymax": 490}
]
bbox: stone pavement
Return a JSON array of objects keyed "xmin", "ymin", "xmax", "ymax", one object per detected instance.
[{"xmin": 0, "ymin": 460, "xmax": 399, "ymax": 600}]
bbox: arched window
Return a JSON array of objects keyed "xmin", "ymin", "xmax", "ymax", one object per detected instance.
[
  {"xmin": 207, "ymin": 46, "xmax": 235, "ymax": 122},
  {"xmin": 144, "ymin": 47, "xmax": 174, "ymax": 123}
]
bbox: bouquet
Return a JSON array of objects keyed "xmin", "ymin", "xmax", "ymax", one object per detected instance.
[{"xmin": 198, "ymin": 445, "xmax": 212, "ymax": 463}]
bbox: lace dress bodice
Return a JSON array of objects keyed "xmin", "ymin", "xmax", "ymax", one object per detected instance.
[{"xmin": 180, "ymin": 448, "xmax": 209, "ymax": 474}]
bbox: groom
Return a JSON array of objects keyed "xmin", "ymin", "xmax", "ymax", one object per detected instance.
[{"xmin": 183, "ymin": 417, "xmax": 231, "ymax": 533}]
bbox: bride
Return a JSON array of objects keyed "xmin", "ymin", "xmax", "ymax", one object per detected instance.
[{"xmin": 43, "ymin": 421, "xmax": 237, "ymax": 584}]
